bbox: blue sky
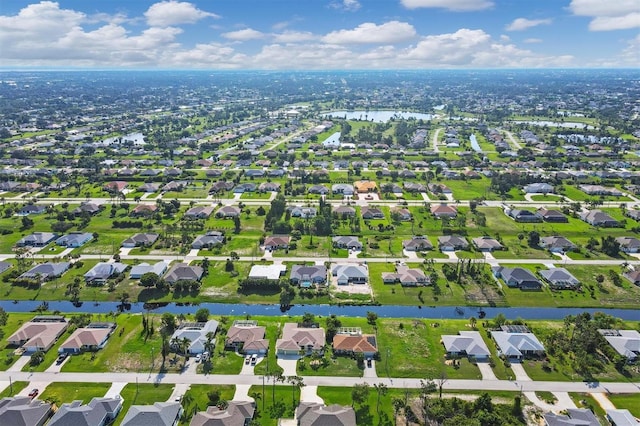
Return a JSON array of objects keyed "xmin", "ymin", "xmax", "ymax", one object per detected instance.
[{"xmin": 0, "ymin": 0, "xmax": 638, "ymax": 69}]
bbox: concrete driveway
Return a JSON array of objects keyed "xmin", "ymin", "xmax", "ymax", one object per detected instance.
[
  {"xmin": 510, "ymin": 362, "xmax": 532, "ymax": 382},
  {"xmin": 168, "ymin": 383, "xmax": 191, "ymax": 402},
  {"xmin": 8, "ymin": 356, "xmax": 31, "ymax": 372},
  {"xmin": 363, "ymin": 360, "xmax": 377, "ymax": 378},
  {"xmin": 277, "ymin": 355, "xmax": 300, "ymax": 376},
  {"xmin": 104, "ymin": 382, "xmax": 127, "ymax": 398},
  {"xmin": 477, "ymin": 362, "xmax": 497, "ymax": 380},
  {"xmin": 300, "ymin": 385, "xmax": 324, "ymax": 403}
]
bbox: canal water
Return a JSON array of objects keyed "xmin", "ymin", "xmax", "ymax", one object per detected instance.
[{"xmin": 1, "ymin": 300, "xmax": 639, "ymax": 321}]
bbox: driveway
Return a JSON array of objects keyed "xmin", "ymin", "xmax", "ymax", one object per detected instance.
[
  {"xmin": 403, "ymin": 249, "xmax": 419, "ymax": 260},
  {"xmin": 363, "ymin": 360, "xmax": 377, "ymax": 378},
  {"xmin": 17, "ymin": 381, "xmax": 50, "ymax": 397},
  {"xmin": 240, "ymin": 355, "xmax": 263, "ymax": 375},
  {"xmin": 347, "ymin": 250, "xmax": 361, "ymax": 259},
  {"xmin": 510, "ymin": 362, "xmax": 532, "ymax": 382},
  {"xmin": 443, "ymin": 251, "xmax": 458, "ymax": 260},
  {"xmin": 590, "ymin": 392, "xmax": 616, "ymax": 410},
  {"xmin": 233, "ymin": 384, "xmax": 254, "ymax": 402},
  {"xmin": 168, "ymin": 383, "xmax": 191, "ymax": 403},
  {"xmin": 8, "ymin": 356, "xmax": 31, "ymax": 372},
  {"xmin": 104, "ymin": 382, "xmax": 127, "ymax": 398},
  {"xmin": 476, "ymin": 362, "xmax": 497, "ymax": 381},
  {"xmin": 300, "ymin": 385, "xmax": 324, "ymax": 403},
  {"xmin": 277, "ymin": 355, "xmax": 300, "ymax": 376},
  {"xmin": 45, "ymin": 355, "xmax": 70, "ymax": 373}
]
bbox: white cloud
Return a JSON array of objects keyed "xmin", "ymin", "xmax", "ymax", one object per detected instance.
[
  {"xmin": 524, "ymin": 38, "xmax": 543, "ymax": 43},
  {"xmin": 400, "ymin": 0, "xmax": 493, "ymax": 11},
  {"xmin": 322, "ymin": 21, "xmax": 416, "ymax": 44},
  {"xmin": 272, "ymin": 31, "xmax": 317, "ymax": 43},
  {"xmin": 144, "ymin": 1, "xmax": 218, "ymax": 27},
  {"xmin": 400, "ymin": 28, "xmax": 573, "ymax": 67},
  {"xmin": 505, "ymin": 18, "xmax": 552, "ymax": 31},
  {"xmin": 222, "ymin": 28, "xmax": 264, "ymax": 41},
  {"xmin": 569, "ymin": 0, "xmax": 640, "ymax": 31},
  {"xmin": 330, "ymin": 0, "xmax": 362, "ymax": 12}
]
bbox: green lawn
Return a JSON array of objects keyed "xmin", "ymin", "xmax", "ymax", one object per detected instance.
[
  {"xmin": 298, "ymin": 351, "xmax": 363, "ymax": 377},
  {"xmin": 180, "ymin": 384, "xmax": 236, "ymax": 424},
  {"xmin": 248, "ymin": 385, "xmax": 299, "ymax": 426},
  {"xmin": 40, "ymin": 382, "xmax": 111, "ymax": 405},
  {"xmin": 607, "ymin": 394, "xmax": 640, "ymax": 417},
  {"xmin": 0, "ymin": 381, "xmax": 28, "ymax": 398}
]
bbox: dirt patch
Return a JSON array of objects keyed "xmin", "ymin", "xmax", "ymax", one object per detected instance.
[{"xmin": 107, "ymin": 352, "xmax": 144, "ymax": 372}]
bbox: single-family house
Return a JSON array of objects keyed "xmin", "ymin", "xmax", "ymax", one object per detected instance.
[
  {"xmin": 539, "ymin": 268, "xmax": 581, "ymax": 290},
  {"xmin": 121, "ymin": 233, "xmax": 159, "ymax": 248},
  {"xmin": 288, "ymin": 206, "xmax": 317, "ymax": 219},
  {"xmin": 332, "ymin": 184, "xmax": 354, "ymax": 196},
  {"xmin": 431, "ymin": 204, "xmax": 457, "ymax": 218},
  {"xmin": 334, "ymin": 205, "xmax": 356, "ymax": 217},
  {"xmin": 428, "ymin": 183, "xmax": 452, "ymax": 194},
  {"xmin": 7, "ymin": 316, "xmax": 69, "ymax": 353},
  {"xmin": 48, "ymin": 397, "xmax": 123, "ymax": 426},
  {"xmin": 536, "ymin": 208, "xmax": 568, "ymax": 223},
  {"xmin": 190, "ymin": 401, "xmax": 255, "ymax": 426},
  {"xmin": 170, "ymin": 320, "xmax": 219, "ymax": 354},
  {"xmin": 540, "ymin": 236, "xmax": 577, "ymax": 253},
  {"xmin": 103, "ymin": 181, "xmax": 128, "ymax": 193},
  {"xmin": 59, "ymin": 322, "xmax": 116, "ymax": 353},
  {"xmin": 391, "ymin": 207, "xmax": 412, "ymax": 221},
  {"xmin": 224, "ymin": 321, "xmax": 269, "ymax": 355},
  {"xmin": 581, "ymin": 210, "xmax": 619, "ymax": 227},
  {"xmin": 84, "ymin": 262, "xmax": 127, "ymax": 284},
  {"xmin": 209, "ymin": 181, "xmax": 234, "ymax": 193},
  {"xmin": 296, "ymin": 403, "xmax": 356, "ymax": 426},
  {"xmin": 403, "ymin": 236, "xmax": 433, "ymax": 251},
  {"xmin": 290, "ymin": 265, "xmax": 327, "ymax": 287},
  {"xmin": 492, "ymin": 266, "xmax": 542, "ymax": 290},
  {"xmin": 523, "ymin": 183, "xmax": 554, "ymax": 194},
  {"xmin": 404, "ymin": 182, "xmax": 427, "ymax": 193},
  {"xmin": 0, "ymin": 261, "xmax": 11, "ymax": 275},
  {"xmin": 623, "ymin": 270, "xmax": 640, "ymax": 286},
  {"xmin": 361, "ymin": 206, "xmax": 385, "ymax": 220},
  {"xmin": 72, "ymin": 202, "xmax": 103, "ymax": 216},
  {"xmin": 130, "ymin": 204, "xmax": 157, "ymax": 217},
  {"xmin": 263, "ymin": 235, "xmax": 290, "ymax": 251},
  {"xmin": 616, "ymin": 237, "xmax": 640, "ymax": 253},
  {"xmin": 184, "ymin": 206, "xmax": 214, "ymax": 219},
  {"xmin": 55, "ymin": 232, "xmax": 93, "ymax": 248},
  {"xmin": 579, "ymin": 185, "xmax": 623, "ymax": 197},
  {"xmin": 332, "ymin": 264, "xmax": 368, "ymax": 285},
  {"xmin": 332, "ymin": 236, "xmax": 362, "ymax": 250},
  {"xmin": 259, "ymin": 182, "xmax": 280, "ymax": 192},
  {"xmin": 121, "ymin": 402, "xmax": 183, "ymax": 426},
  {"xmin": 606, "ymin": 409, "xmax": 640, "ymax": 426},
  {"xmin": 137, "ymin": 182, "xmax": 161, "ymax": 193},
  {"xmin": 544, "ymin": 409, "xmax": 601, "ymax": 426},
  {"xmin": 308, "ymin": 185, "xmax": 329, "ymax": 195},
  {"xmin": 438, "ymin": 235, "xmax": 469, "ymax": 251},
  {"xmin": 491, "ymin": 326, "xmax": 545, "ymax": 359},
  {"xmin": 472, "ymin": 236, "xmax": 503, "ymax": 252},
  {"xmin": 16, "ymin": 232, "xmax": 57, "ymax": 247},
  {"xmin": 353, "ymin": 180, "xmax": 377, "ymax": 193},
  {"xmin": 508, "ymin": 208, "xmax": 542, "ymax": 223},
  {"xmin": 161, "ymin": 180, "xmax": 188, "ymax": 193},
  {"xmin": 215, "ymin": 206, "xmax": 241, "ymax": 218},
  {"xmin": 441, "ymin": 331, "xmax": 491, "ymax": 360},
  {"xmin": 129, "ymin": 261, "xmax": 169, "ymax": 279},
  {"xmin": 332, "ymin": 328, "xmax": 378, "ymax": 357},
  {"xmin": 381, "ymin": 265, "xmax": 429, "ymax": 286},
  {"xmin": 248, "ymin": 264, "xmax": 287, "ymax": 281},
  {"xmin": 0, "ymin": 396, "xmax": 52, "ymax": 426},
  {"xmin": 276, "ymin": 323, "xmax": 325, "ymax": 355},
  {"xmin": 19, "ymin": 262, "xmax": 70, "ymax": 281},
  {"xmin": 164, "ymin": 263, "xmax": 204, "ymax": 284},
  {"xmin": 18, "ymin": 204, "xmax": 47, "ymax": 216},
  {"xmin": 598, "ymin": 329, "xmax": 640, "ymax": 363},
  {"xmin": 191, "ymin": 232, "xmax": 225, "ymax": 250},
  {"xmin": 244, "ymin": 169, "xmax": 265, "ymax": 178}
]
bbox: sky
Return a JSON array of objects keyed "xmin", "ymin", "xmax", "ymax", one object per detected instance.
[{"xmin": 0, "ymin": 0, "xmax": 638, "ymax": 69}]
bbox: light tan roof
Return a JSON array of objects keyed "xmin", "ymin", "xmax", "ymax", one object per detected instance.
[
  {"xmin": 7, "ymin": 321, "xmax": 68, "ymax": 350},
  {"xmin": 333, "ymin": 334, "xmax": 378, "ymax": 354},
  {"xmin": 60, "ymin": 328, "xmax": 112, "ymax": 350}
]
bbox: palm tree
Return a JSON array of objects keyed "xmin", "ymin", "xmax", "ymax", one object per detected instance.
[
  {"xmin": 180, "ymin": 337, "xmax": 191, "ymax": 368},
  {"xmin": 374, "ymin": 383, "xmax": 388, "ymax": 414},
  {"xmin": 287, "ymin": 376, "xmax": 305, "ymax": 408}
]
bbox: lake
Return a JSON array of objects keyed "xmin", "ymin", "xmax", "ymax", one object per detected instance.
[{"xmin": 323, "ymin": 110, "xmax": 434, "ymax": 122}]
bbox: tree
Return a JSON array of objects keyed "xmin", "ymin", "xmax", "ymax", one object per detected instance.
[
  {"xmin": 162, "ymin": 313, "xmax": 177, "ymax": 333},
  {"xmin": 351, "ymin": 383, "xmax": 369, "ymax": 408},
  {"xmin": 469, "ymin": 316, "xmax": 477, "ymax": 330},
  {"xmin": 436, "ymin": 371, "xmax": 448, "ymax": 398},
  {"xmin": 527, "ymin": 231, "xmax": 540, "ymax": 247},
  {"xmin": 373, "ymin": 383, "xmax": 388, "ymax": 414},
  {"xmin": 207, "ymin": 389, "xmax": 221, "ymax": 405},
  {"xmin": 30, "ymin": 350, "xmax": 45, "ymax": 366},
  {"xmin": 325, "ymin": 315, "xmax": 342, "ymax": 342},
  {"xmin": 366, "ymin": 311, "xmax": 378, "ymax": 327},
  {"xmin": 287, "ymin": 376, "xmax": 304, "ymax": 408},
  {"xmin": 195, "ymin": 308, "xmax": 210, "ymax": 322},
  {"xmin": 140, "ymin": 272, "xmax": 160, "ymax": 287},
  {"xmin": 20, "ymin": 216, "xmax": 34, "ymax": 230}
]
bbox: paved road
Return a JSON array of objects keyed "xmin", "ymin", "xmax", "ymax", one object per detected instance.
[
  {"xmin": 503, "ymin": 130, "xmax": 522, "ymax": 150},
  {"xmin": 432, "ymin": 128, "xmax": 442, "ymax": 152},
  {"xmin": 1, "ymin": 371, "xmax": 637, "ymax": 394}
]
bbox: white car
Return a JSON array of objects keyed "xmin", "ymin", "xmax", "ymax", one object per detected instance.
[{"xmin": 195, "ymin": 354, "xmax": 202, "ymax": 363}]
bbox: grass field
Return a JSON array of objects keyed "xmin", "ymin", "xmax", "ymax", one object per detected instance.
[{"xmin": 40, "ymin": 382, "xmax": 111, "ymax": 405}]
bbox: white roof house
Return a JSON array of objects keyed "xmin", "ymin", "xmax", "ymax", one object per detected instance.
[
  {"xmin": 170, "ymin": 320, "xmax": 219, "ymax": 354},
  {"xmin": 441, "ymin": 331, "xmax": 490, "ymax": 360},
  {"xmin": 248, "ymin": 264, "xmax": 287, "ymax": 281},
  {"xmin": 130, "ymin": 261, "xmax": 169, "ymax": 279},
  {"xmin": 599, "ymin": 330, "xmax": 640, "ymax": 362},
  {"xmin": 606, "ymin": 409, "xmax": 640, "ymax": 426},
  {"xmin": 491, "ymin": 328, "xmax": 545, "ymax": 359}
]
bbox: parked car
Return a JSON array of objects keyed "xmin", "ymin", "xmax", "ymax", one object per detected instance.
[
  {"xmin": 28, "ymin": 389, "xmax": 39, "ymax": 398},
  {"xmin": 245, "ymin": 355, "xmax": 251, "ymax": 365},
  {"xmin": 250, "ymin": 354, "xmax": 257, "ymax": 365},
  {"xmin": 56, "ymin": 353, "xmax": 69, "ymax": 365},
  {"xmin": 366, "ymin": 358, "xmax": 372, "ymax": 368},
  {"xmin": 195, "ymin": 354, "xmax": 202, "ymax": 363}
]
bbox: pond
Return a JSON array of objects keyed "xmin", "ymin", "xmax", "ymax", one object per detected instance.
[{"xmin": 511, "ymin": 120, "xmax": 594, "ymax": 130}]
